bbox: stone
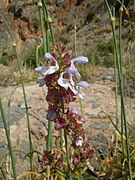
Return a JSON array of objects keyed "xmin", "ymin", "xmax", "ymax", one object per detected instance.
[
  {"xmin": 19, "ymin": 140, "xmax": 30, "ymax": 162},
  {"xmin": 0, "ymin": 105, "xmax": 25, "ymax": 128},
  {"xmin": 0, "ymin": 140, "xmax": 7, "ymax": 160},
  {"xmin": 90, "ymin": 122, "xmax": 110, "ymax": 129},
  {"xmin": 100, "ymin": 68, "xmax": 117, "ymax": 81}
]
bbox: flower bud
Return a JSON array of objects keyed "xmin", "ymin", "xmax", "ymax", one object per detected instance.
[
  {"xmin": 119, "ymin": 6, "xmax": 123, "ymax": 13},
  {"xmin": 38, "ymin": 1, "xmax": 42, "ymax": 8},
  {"xmin": 13, "ymin": 42, "xmax": 16, "ymax": 47},
  {"xmin": 47, "ymin": 16, "xmax": 52, "ymax": 23},
  {"xmin": 110, "ymin": 16, "xmax": 115, "ymax": 22}
]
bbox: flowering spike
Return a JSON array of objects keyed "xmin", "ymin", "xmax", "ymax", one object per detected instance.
[{"xmin": 35, "ymin": 44, "xmax": 94, "ymax": 171}]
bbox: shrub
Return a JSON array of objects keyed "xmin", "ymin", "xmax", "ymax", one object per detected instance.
[
  {"xmin": 0, "ymin": 52, "xmax": 9, "ymax": 66},
  {"xmin": 85, "ymin": 10, "xmax": 95, "ymax": 24}
]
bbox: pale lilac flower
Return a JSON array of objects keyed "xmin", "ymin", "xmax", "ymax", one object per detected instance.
[
  {"xmin": 71, "ymin": 56, "xmax": 88, "ymax": 63},
  {"xmin": 36, "ymin": 76, "xmax": 46, "ymax": 87},
  {"xmin": 70, "ymin": 107, "xmax": 79, "ymax": 114},
  {"xmin": 75, "ymin": 81, "xmax": 89, "ymax": 88},
  {"xmin": 40, "ymin": 60, "xmax": 59, "ymax": 75},
  {"xmin": 35, "ymin": 66, "xmax": 43, "ymax": 73},
  {"xmin": 72, "ymin": 154, "xmax": 80, "ymax": 165},
  {"xmin": 75, "ymin": 81, "xmax": 90, "ymax": 99},
  {"xmin": 46, "ymin": 109, "xmax": 57, "ymax": 121},
  {"xmin": 58, "ymin": 72, "xmax": 89, "ymax": 99},
  {"xmin": 65, "ymin": 62, "xmax": 81, "ymax": 79},
  {"xmin": 58, "ymin": 72, "xmax": 78, "ymax": 94},
  {"xmin": 35, "ymin": 52, "xmax": 59, "ymax": 75},
  {"xmin": 76, "ymin": 136, "xmax": 83, "ymax": 146},
  {"xmin": 44, "ymin": 52, "xmax": 56, "ymax": 61},
  {"xmin": 80, "ymin": 116, "xmax": 86, "ymax": 123},
  {"xmin": 65, "ymin": 56, "xmax": 88, "ymax": 79}
]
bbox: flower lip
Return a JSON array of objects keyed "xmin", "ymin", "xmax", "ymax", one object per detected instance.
[
  {"xmin": 64, "ymin": 62, "xmax": 81, "ymax": 79},
  {"xmin": 71, "ymin": 56, "xmax": 88, "ymax": 63},
  {"xmin": 75, "ymin": 81, "xmax": 89, "ymax": 88},
  {"xmin": 65, "ymin": 65, "xmax": 78, "ymax": 74},
  {"xmin": 58, "ymin": 72, "xmax": 78, "ymax": 94},
  {"xmin": 35, "ymin": 66, "xmax": 42, "ymax": 73},
  {"xmin": 36, "ymin": 76, "xmax": 46, "ymax": 87},
  {"xmin": 41, "ymin": 61, "xmax": 59, "ymax": 75}
]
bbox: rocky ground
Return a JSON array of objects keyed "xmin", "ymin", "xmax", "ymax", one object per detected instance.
[{"xmin": 0, "ymin": 71, "xmax": 135, "ymax": 178}]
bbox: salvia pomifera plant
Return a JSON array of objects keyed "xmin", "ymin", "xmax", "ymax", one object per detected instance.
[{"xmin": 35, "ymin": 44, "xmax": 94, "ymax": 177}]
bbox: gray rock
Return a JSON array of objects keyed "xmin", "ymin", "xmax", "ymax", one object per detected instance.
[
  {"xmin": 21, "ymin": 38, "xmax": 37, "ymax": 56},
  {"xmin": 90, "ymin": 99, "xmax": 100, "ymax": 109},
  {"xmin": 0, "ymin": 105, "xmax": 24, "ymax": 128},
  {"xmin": 0, "ymin": 140, "xmax": 7, "ymax": 160},
  {"xmin": 123, "ymin": 77, "xmax": 135, "ymax": 98},
  {"xmin": 0, "ymin": 20, "xmax": 11, "ymax": 55},
  {"xmin": 90, "ymin": 122, "xmax": 110, "ymax": 129},
  {"xmin": 20, "ymin": 140, "xmax": 30, "ymax": 160},
  {"xmin": 90, "ymin": 133, "xmax": 109, "ymax": 145},
  {"xmin": 90, "ymin": 133, "xmax": 110, "ymax": 161},
  {"xmin": 100, "ymin": 68, "xmax": 118, "ymax": 81}
]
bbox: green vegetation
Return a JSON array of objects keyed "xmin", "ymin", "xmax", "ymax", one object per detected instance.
[
  {"xmin": 0, "ymin": 52, "xmax": 9, "ymax": 66},
  {"xmin": 33, "ymin": 19, "xmax": 40, "ymax": 30},
  {"xmin": 85, "ymin": 10, "xmax": 95, "ymax": 24}
]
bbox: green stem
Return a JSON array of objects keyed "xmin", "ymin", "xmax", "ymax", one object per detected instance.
[
  {"xmin": 42, "ymin": 0, "xmax": 55, "ymax": 45},
  {"xmin": 64, "ymin": 130, "xmax": 72, "ymax": 180},
  {"xmin": 41, "ymin": 0, "xmax": 53, "ymax": 156},
  {"xmin": 49, "ymin": 22, "xmax": 55, "ymax": 45},
  {"xmin": 119, "ymin": 0, "xmax": 125, "ymax": 155},
  {"xmin": 42, "ymin": 2, "xmax": 50, "ymax": 52},
  {"xmin": 119, "ymin": 1, "xmax": 132, "ymax": 178},
  {"xmin": 0, "ymin": 13, "xmax": 33, "ymax": 171},
  {"xmin": 61, "ymin": 104, "xmax": 71, "ymax": 178},
  {"xmin": 112, "ymin": 8, "xmax": 119, "ymax": 162},
  {"xmin": 0, "ymin": 97, "xmax": 17, "ymax": 180},
  {"xmin": 36, "ymin": 45, "xmax": 40, "ymax": 66},
  {"xmin": 74, "ymin": 23, "xmax": 77, "ymax": 57},
  {"xmin": 38, "ymin": 0, "xmax": 46, "ymax": 52},
  {"xmin": 112, "ymin": 7, "xmax": 119, "ymax": 129},
  {"xmin": 104, "ymin": 1, "xmax": 132, "ymax": 179},
  {"xmin": 46, "ymin": 121, "xmax": 53, "ymax": 150}
]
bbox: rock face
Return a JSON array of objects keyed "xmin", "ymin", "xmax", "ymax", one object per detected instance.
[{"xmin": 0, "ymin": 0, "xmax": 135, "ymax": 59}]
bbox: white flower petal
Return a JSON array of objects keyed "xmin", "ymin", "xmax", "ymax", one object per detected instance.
[
  {"xmin": 44, "ymin": 52, "xmax": 56, "ymax": 61},
  {"xmin": 58, "ymin": 73, "xmax": 77, "ymax": 94},
  {"xmin": 58, "ymin": 73, "xmax": 69, "ymax": 89},
  {"xmin": 78, "ymin": 92, "xmax": 85, "ymax": 99},
  {"xmin": 76, "ymin": 136, "xmax": 83, "ymax": 146},
  {"xmin": 41, "ymin": 60, "xmax": 59, "ymax": 75},
  {"xmin": 35, "ymin": 66, "xmax": 43, "ymax": 73}
]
